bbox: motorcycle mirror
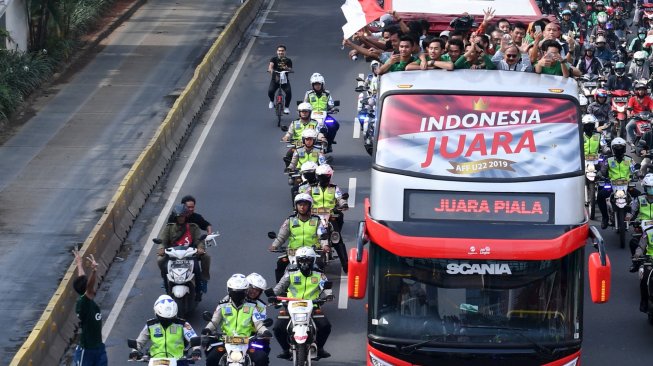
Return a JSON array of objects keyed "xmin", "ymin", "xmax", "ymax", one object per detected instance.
[
  {"xmin": 264, "ymin": 288, "xmax": 275, "ymax": 297},
  {"xmin": 323, "ymin": 281, "xmax": 333, "ymax": 289},
  {"xmin": 190, "ymin": 336, "xmax": 202, "ymax": 347},
  {"xmin": 354, "ymin": 86, "xmax": 365, "ymax": 92},
  {"xmin": 280, "ymin": 125, "xmax": 289, "ymax": 132},
  {"xmin": 296, "ymin": 100, "xmax": 302, "ymax": 106},
  {"xmin": 152, "ymin": 238, "xmax": 162, "ymax": 245},
  {"xmin": 262, "ymin": 318, "xmax": 274, "ymax": 327},
  {"xmin": 342, "ymin": 193, "xmax": 350, "ymax": 200},
  {"xmin": 268, "ymin": 231, "xmax": 277, "ymax": 239},
  {"xmin": 127, "ymin": 339, "xmax": 138, "ymax": 349},
  {"xmin": 202, "ymin": 311, "xmax": 213, "ymax": 321},
  {"xmin": 356, "ymin": 77, "xmax": 365, "ymax": 82},
  {"xmin": 334, "ymin": 100, "xmax": 341, "ymax": 107}
]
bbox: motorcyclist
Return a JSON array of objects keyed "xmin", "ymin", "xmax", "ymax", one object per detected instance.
[
  {"xmin": 130, "ymin": 295, "xmax": 201, "ymax": 361},
  {"xmin": 296, "ymin": 161, "xmax": 319, "ymax": 199},
  {"xmin": 568, "ymin": 2, "xmax": 584, "ymax": 29},
  {"xmin": 202, "ymin": 274, "xmax": 272, "ymax": 366},
  {"xmin": 583, "ymin": 114, "xmax": 603, "ymax": 162},
  {"xmin": 157, "ymin": 204, "xmax": 208, "ymax": 301},
  {"xmin": 298, "ymin": 164, "xmax": 349, "ymax": 273},
  {"xmin": 604, "ymin": 62, "xmax": 632, "ymax": 91},
  {"xmin": 576, "ymin": 44, "xmax": 602, "ymax": 75},
  {"xmin": 589, "ymin": 1, "xmax": 607, "ymax": 28},
  {"xmin": 629, "ymin": 174, "xmax": 653, "ymax": 312},
  {"xmin": 589, "ymin": 12, "xmax": 609, "ymax": 39},
  {"xmin": 587, "ymin": 88, "xmax": 612, "ymax": 126},
  {"xmin": 282, "ymin": 102, "xmax": 324, "ymax": 168},
  {"xmin": 303, "ymin": 73, "xmax": 339, "ymax": 152},
  {"xmin": 594, "ymin": 35, "xmax": 614, "ymax": 64},
  {"xmin": 612, "ymin": 9, "xmax": 628, "ymax": 35},
  {"xmin": 629, "ymin": 51, "xmax": 651, "ymax": 81},
  {"xmin": 270, "ymin": 247, "xmax": 332, "ymax": 360},
  {"xmin": 626, "ymin": 81, "xmax": 653, "ymax": 146},
  {"xmin": 628, "ymin": 27, "xmax": 648, "ymax": 55},
  {"xmin": 598, "ymin": 138, "xmax": 635, "ymax": 228},
  {"xmin": 269, "ymin": 193, "xmax": 327, "ymax": 281},
  {"xmin": 635, "ymin": 129, "xmax": 653, "ymax": 177},
  {"xmin": 560, "ymin": 9, "xmax": 579, "ymax": 35},
  {"xmin": 287, "ymin": 129, "xmax": 326, "ymax": 172}
]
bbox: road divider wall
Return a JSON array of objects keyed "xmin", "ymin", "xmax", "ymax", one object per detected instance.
[{"xmin": 9, "ymin": 0, "xmax": 263, "ymax": 364}]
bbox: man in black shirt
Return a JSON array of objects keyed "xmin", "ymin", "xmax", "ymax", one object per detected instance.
[
  {"xmin": 167, "ymin": 195, "xmax": 213, "ymax": 233},
  {"xmin": 72, "ymin": 248, "xmax": 107, "ymax": 366},
  {"xmin": 267, "ymin": 44, "xmax": 293, "ymax": 114}
]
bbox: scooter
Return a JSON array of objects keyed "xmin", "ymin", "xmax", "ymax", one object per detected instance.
[
  {"xmin": 127, "ymin": 337, "xmax": 201, "ymax": 366},
  {"xmin": 200, "ymin": 311, "xmax": 273, "ymax": 366},
  {"xmin": 579, "ymin": 74, "xmax": 601, "ymax": 113},
  {"xmin": 585, "ymin": 154, "xmax": 602, "ymax": 220},
  {"xmin": 265, "ymin": 284, "xmax": 334, "ymax": 366},
  {"xmin": 610, "ymin": 89, "xmax": 630, "ymax": 138},
  {"xmin": 267, "ymin": 232, "xmax": 328, "ymax": 282},
  {"xmin": 630, "ymin": 111, "xmax": 653, "ymax": 146}
]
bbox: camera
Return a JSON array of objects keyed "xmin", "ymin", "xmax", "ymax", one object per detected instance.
[{"xmin": 450, "ymin": 15, "xmax": 475, "ymax": 31}]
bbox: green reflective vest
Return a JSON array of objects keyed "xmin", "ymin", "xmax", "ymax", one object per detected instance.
[
  {"xmin": 306, "ymin": 91, "xmax": 330, "ymax": 112},
  {"xmin": 646, "ymin": 231, "xmax": 653, "ymax": 256},
  {"xmin": 147, "ymin": 320, "xmax": 185, "ymax": 359},
  {"xmin": 220, "ymin": 303, "xmax": 256, "ymax": 337},
  {"xmin": 287, "ymin": 271, "xmax": 322, "ymax": 300},
  {"xmin": 297, "ymin": 148, "xmax": 320, "ymax": 168},
  {"xmin": 583, "ymin": 133, "xmax": 601, "ymax": 156},
  {"xmin": 639, "ymin": 196, "xmax": 653, "ymax": 221},
  {"xmin": 289, "ymin": 216, "xmax": 320, "ymax": 250},
  {"xmin": 291, "ymin": 119, "xmax": 319, "ymax": 141},
  {"xmin": 607, "ymin": 157, "xmax": 632, "ymax": 181},
  {"xmin": 311, "ymin": 185, "xmax": 336, "ymax": 210}
]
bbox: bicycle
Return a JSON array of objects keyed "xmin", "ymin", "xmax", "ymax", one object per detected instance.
[{"xmin": 272, "ymin": 70, "xmax": 292, "ymax": 127}]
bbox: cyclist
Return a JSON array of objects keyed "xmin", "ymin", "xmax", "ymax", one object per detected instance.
[{"xmin": 267, "ymin": 44, "xmax": 293, "ymax": 114}]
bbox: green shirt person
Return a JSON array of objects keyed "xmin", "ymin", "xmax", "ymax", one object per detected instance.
[
  {"xmin": 72, "ymin": 249, "xmax": 108, "ymax": 366},
  {"xmin": 534, "ymin": 40, "xmax": 570, "ymax": 77},
  {"xmin": 378, "ymin": 36, "xmax": 418, "ymax": 74},
  {"xmin": 406, "ymin": 38, "xmax": 454, "ymax": 71}
]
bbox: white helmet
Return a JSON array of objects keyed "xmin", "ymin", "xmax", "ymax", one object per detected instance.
[
  {"xmin": 295, "ymin": 246, "xmax": 317, "ymax": 259},
  {"xmin": 294, "ymin": 192, "xmax": 314, "ymax": 206},
  {"xmin": 643, "ymin": 174, "xmax": 653, "ymax": 188},
  {"xmin": 301, "ymin": 128, "xmax": 318, "ymax": 141},
  {"xmin": 310, "ymin": 72, "xmax": 325, "ymax": 85},
  {"xmin": 569, "ymin": 2, "xmax": 578, "ymax": 10},
  {"xmin": 153, "ymin": 295, "xmax": 178, "ymax": 319},
  {"xmin": 611, "ymin": 137, "xmax": 626, "ymax": 148},
  {"xmin": 316, "ymin": 164, "xmax": 334, "ymax": 177},
  {"xmin": 298, "ymin": 102, "xmax": 313, "ymax": 112},
  {"xmin": 227, "ymin": 273, "xmax": 249, "ymax": 291},
  {"xmin": 582, "ymin": 114, "xmax": 598, "ymax": 126},
  {"xmin": 300, "ymin": 161, "xmax": 318, "ymax": 172},
  {"xmin": 597, "ymin": 13, "xmax": 608, "ymax": 24},
  {"xmin": 370, "ymin": 60, "xmax": 381, "ymax": 72},
  {"xmin": 634, "ymin": 51, "xmax": 647, "ymax": 61},
  {"xmin": 246, "ymin": 273, "xmax": 267, "ymax": 291}
]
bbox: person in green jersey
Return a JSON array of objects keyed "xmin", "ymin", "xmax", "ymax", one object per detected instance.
[
  {"xmin": 378, "ymin": 36, "xmax": 418, "ymax": 74},
  {"xmin": 72, "ymin": 248, "xmax": 107, "ymax": 366}
]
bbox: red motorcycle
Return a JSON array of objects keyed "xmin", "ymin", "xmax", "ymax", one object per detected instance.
[
  {"xmin": 610, "ymin": 89, "xmax": 630, "ymax": 138},
  {"xmin": 631, "ymin": 111, "xmax": 653, "ymax": 146}
]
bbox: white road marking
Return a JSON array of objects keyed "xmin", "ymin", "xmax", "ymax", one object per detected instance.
[
  {"xmin": 338, "ymin": 273, "xmax": 348, "ymax": 309},
  {"xmin": 353, "ymin": 118, "xmax": 360, "ymax": 139},
  {"xmin": 347, "ymin": 177, "xmax": 356, "ymax": 208},
  {"xmin": 102, "ymin": 0, "xmax": 276, "ymax": 341}
]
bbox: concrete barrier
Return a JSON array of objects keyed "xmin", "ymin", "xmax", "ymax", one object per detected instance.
[{"xmin": 9, "ymin": 0, "xmax": 263, "ymax": 364}]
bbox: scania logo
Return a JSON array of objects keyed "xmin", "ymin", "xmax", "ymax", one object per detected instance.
[{"xmin": 446, "ymin": 263, "xmax": 512, "ymax": 275}]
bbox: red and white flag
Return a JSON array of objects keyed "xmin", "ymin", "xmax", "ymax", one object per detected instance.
[{"xmin": 341, "ymin": 0, "xmax": 386, "ymax": 39}]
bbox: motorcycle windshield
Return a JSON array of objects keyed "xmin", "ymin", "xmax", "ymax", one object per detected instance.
[{"xmin": 368, "ymin": 245, "xmax": 583, "ymax": 347}]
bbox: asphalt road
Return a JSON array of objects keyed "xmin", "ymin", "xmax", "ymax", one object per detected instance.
[
  {"xmin": 95, "ymin": 1, "xmax": 652, "ymax": 365},
  {"xmin": 0, "ymin": 0, "xmax": 241, "ymax": 363}
]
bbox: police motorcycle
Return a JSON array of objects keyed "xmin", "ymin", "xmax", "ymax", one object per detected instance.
[
  {"xmin": 602, "ymin": 174, "xmax": 637, "ymax": 248},
  {"xmin": 153, "ymin": 233, "xmax": 217, "ymax": 317},
  {"xmin": 311, "ymin": 204, "xmax": 348, "ymax": 274},
  {"xmin": 264, "ymin": 283, "xmax": 334, "ymax": 366},
  {"xmin": 299, "ymin": 101, "xmax": 341, "ymax": 154},
  {"xmin": 200, "ymin": 311, "xmax": 273, "ymax": 366},
  {"xmin": 127, "ymin": 337, "xmax": 202, "ymax": 366},
  {"xmin": 267, "ymin": 235, "xmax": 328, "ymax": 283},
  {"xmin": 586, "ymin": 153, "xmax": 602, "ymax": 220}
]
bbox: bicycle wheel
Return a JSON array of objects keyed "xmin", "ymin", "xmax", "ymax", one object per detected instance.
[{"xmin": 276, "ymin": 90, "xmax": 284, "ymax": 127}]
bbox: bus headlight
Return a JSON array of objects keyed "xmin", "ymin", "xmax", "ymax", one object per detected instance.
[
  {"xmin": 561, "ymin": 357, "xmax": 579, "ymax": 366},
  {"xmin": 369, "ymin": 352, "xmax": 395, "ymax": 366}
]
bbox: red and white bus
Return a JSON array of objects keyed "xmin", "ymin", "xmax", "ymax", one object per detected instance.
[{"xmin": 348, "ymin": 70, "xmax": 611, "ymax": 366}]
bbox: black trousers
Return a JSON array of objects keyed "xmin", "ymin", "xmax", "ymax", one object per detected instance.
[
  {"xmin": 268, "ymin": 79, "xmax": 292, "ymax": 108},
  {"xmin": 273, "ymin": 314, "xmax": 331, "ymax": 352}
]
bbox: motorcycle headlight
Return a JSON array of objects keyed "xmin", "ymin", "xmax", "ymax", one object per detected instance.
[
  {"xmin": 229, "ymin": 350, "xmax": 243, "ymax": 362},
  {"xmin": 293, "ymin": 313, "xmax": 308, "ymax": 322},
  {"xmin": 330, "ymin": 231, "xmax": 341, "ymax": 243},
  {"xmin": 615, "ymin": 190, "xmax": 627, "ymax": 199}
]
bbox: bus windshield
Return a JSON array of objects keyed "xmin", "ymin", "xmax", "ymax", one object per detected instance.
[
  {"xmin": 376, "ymin": 94, "xmax": 581, "ymax": 180},
  {"xmin": 369, "ymin": 245, "xmax": 583, "ymax": 346}
]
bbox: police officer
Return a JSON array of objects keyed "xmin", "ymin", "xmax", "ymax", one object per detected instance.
[
  {"xmin": 299, "ymin": 164, "xmax": 349, "ymax": 272},
  {"xmin": 203, "ymin": 274, "xmax": 272, "ymax": 366},
  {"xmin": 282, "ymin": 103, "xmax": 320, "ymax": 143},
  {"xmin": 269, "ymin": 193, "xmax": 327, "ymax": 281},
  {"xmin": 304, "ymin": 73, "xmax": 339, "ymax": 152},
  {"xmin": 157, "ymin": 204, "xmax": 208, "ymax": 300},
  {"xmin": 130, "ymin": 295, "xmax": 201, "ymax": 361},
  {"xmin": 582, "ymin": 114, "xmax": 602, "ymax": 160},
  {"xmin": 598, "ymin": 138, "xmax": 635, "ymax": 229},
  {"xmin": 630, "ymin": 175, "xmax": 653, "ymax": 312},
  {"xmin": 270, "ymin": 247, "xmax": 332, "ymax": 360},
  {"xmin": 287, "ymin": 129, "xmax": 325, "ymax": 172}
]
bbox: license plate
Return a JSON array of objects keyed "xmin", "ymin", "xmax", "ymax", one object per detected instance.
[
  {"xmin": 171, "ymin": 260, "xmax": 191, "ymax": 268},
  {"xmin": 312, "ymin": 207, "xmax": 331, "ymax": 214},
  {"xmin": 584, "ymin": 82, "xmax": 597, "ymax": 87},
  {"xmin": 152, "ymin": 361, "xmax": 171, "ymax": 366},
  {"xmin": 614, "ymin": 97, "xmax": 628, "ymax": 102},
  {"xmin": 612, "ymin": 179, "xmax": 629, "ymax": 186},
  {"xmin": 586, "ymin": 154, "xmax": 599, "ymax": 161},
  {"xmin": 224, "ymin": 336, "xmax": 248, "ymax": 344},
  {"xmin": 291, "ymin": 301, "xmax": 309, "ymax": 308}
]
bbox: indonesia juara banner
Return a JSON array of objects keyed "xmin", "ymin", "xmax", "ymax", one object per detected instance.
[{"xmin": 375, "ymin": 94, "xmax": 582, "ymax": 179}]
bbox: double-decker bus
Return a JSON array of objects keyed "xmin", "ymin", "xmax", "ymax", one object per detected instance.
[{"xmin": 348, "ymin": 71, "xmax": 611, "ymax": 366}]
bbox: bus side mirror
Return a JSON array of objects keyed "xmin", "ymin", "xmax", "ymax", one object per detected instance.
[
  {"xmin": 588, "ymin": 225, "xmax": 611, "ymax": 303},
  {"xmin": 348, "ymin": 247, "xmax": 368, "ymax": 299}
]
